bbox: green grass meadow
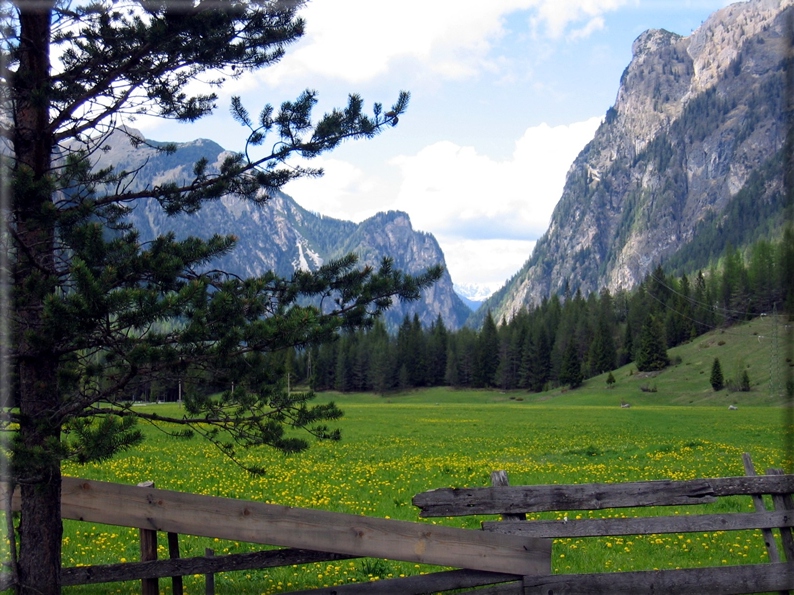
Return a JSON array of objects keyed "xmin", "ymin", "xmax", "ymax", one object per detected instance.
[{"xmin": 34, "ymin": 318, "xmax": 794, "ymax": 592}]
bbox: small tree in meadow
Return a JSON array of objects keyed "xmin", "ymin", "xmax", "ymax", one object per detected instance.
[
  {"xmin": 710, "ymin": 358, "xmax": 725, "ymax": 391},
  {"xmin": 740, "ymin": 370, "xmax": 751, "ymax": 392},
  {"xmin": 606, "ymin": 371, "xmax": 616, "ymax": 389}
]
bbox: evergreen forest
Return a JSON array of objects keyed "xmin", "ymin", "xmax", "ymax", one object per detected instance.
[{"xmin": 300, "ymin": 233, "xmax": 794, "ymax": 394}]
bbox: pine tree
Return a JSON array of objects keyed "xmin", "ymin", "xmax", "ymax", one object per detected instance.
[
  {"xmin": 710, "ymin": 358, "xmax": 725, "ymax": 391},
  {"xmin": 606, "ymin": 371, "xmax": 616, "ymax": 389},
  {"xmin": 559, "ymin": 340, "xmax": 583, "ymax": 389},
  {"xmin": 530, "ymin": 327, "xmax": 552, "ymax": 392},
  {"xmin": 589, "ymin": 290, "xmax": 617, "ymax": 375},
  {"xmin": 635, "ymin": 315, "xmax": 669, "ymax": 372},
  {"xmin": 368, "ymin": 320, "xmax": 394, "ymax": 395},
  {"xmin": 3, "ymin": 4, "xmax": 439, "ymax": 592},
  {"xmin": 474, "ymin": 310, "xmax": 499, "ymax": 388},
  {"xmin": 426, "ymin": 315, "xmax": 448, "ymax": 386}
]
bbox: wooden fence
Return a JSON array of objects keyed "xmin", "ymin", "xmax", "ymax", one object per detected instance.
[
  {"xmin": 413, "ymin": 453, "xmax": 794, "ymax": 594},
  {"xmin": 0, "ymin": 476, "xmax": 550, "ymax": 594},
  {"xmin": 2, "ymin": 452, "xmax": 792, "ymax": 594}
]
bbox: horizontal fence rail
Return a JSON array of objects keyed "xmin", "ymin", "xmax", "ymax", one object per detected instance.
[
  {"xmin": 61, "ymin": 549, "xmax": 355, "ymax": 587},
  {"xmin": 1, "ymin": 477, "xmax": 550, "ymax": 577},
  {"xmin": 483, "ymin": 509, "xmax": 794, "ymax": 538},
  {"xmin": 521, "ymin": 563, "xmax": 794, "ymax": 595},
  {"xmin": 413, "ymin": 475, "xmax": 794, "ymax": 517}
]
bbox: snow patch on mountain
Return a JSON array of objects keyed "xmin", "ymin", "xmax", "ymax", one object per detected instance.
[{"xmin": 454, "ymin": 283, "xmax": 495, "ymax": 302}]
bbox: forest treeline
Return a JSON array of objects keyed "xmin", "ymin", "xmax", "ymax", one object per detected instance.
[{"xmin": 301, "ymin": 232, "xmax": 794, "ymax": 393}]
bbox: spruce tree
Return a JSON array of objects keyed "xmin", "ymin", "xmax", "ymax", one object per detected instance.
[
  {"xmin": 635, "ymin": 315, "xmax": 669, "ymax": 372},
  {"xmin": 426, "ymin": 315, "xmax": 448, "ymax": 386},
  {"xmin": 606, "ymin": 371, "xmax": 616, "ymax": 389},
  {"xmin": 3, "ymin": 3, "xmax": 439, "ymax": 592},
  {"xmin": 559, "ymin": 340, "xmax": 583, "ymax": 389},
  {"xmin": 710, "ymin": 358, "xmax": 725, "ymax": 391},
  {"xmin": 474, "ymin": 310, "xmax": 499, "ymax": 388}
]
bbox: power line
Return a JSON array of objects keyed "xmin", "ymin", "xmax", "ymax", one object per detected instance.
[{"xmin": 643, "ymin": 286, "xmax": 776, "ymax": 339}]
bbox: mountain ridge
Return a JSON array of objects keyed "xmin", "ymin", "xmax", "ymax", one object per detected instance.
[
  {"xmin": 91, "ymin": 127, "xmax": 470, "ymax": 330},
  {"xmin": 472, "ymin": 0, "xmax": 791, "ymax": 326}
]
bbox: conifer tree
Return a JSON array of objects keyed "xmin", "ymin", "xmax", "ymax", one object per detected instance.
[
  {"xmin": 530, "ymin": 326, "xmax": 552, "ymax": 392},
  {"xmin": 589, "ymin": 289, "xmax": 617, "ymax": 375},
  {"xmin": 425, "ymin": 315, "xmax": 448, "ymax": 386},
  {"xmin": 474, "ymin": 310, "xmax": 499, "ymax": 387},
  {"xmin": 606, "ymin": 371, "xmax": 616, "ymax": 389},
  {"xmin": 710, "ymin": 357, "xmax": 725, "ymax": 391},
  {"xmin": 559, "ymin": 339, "xmax": 583, "ymax": 389},
  {"xmin": 2, "ymin": 3, "xmax": 439, "ymax": 592},
  {"xmin": 635, "ymin": 315, "xmax": 669, "ymax": 372},
  {"xmin": 367, "ymin": 320, "xmax": 394, "ymax": 395}
]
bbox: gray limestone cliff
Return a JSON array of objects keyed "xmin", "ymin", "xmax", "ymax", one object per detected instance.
[{"xmin": 475, "ymin": 0, "xmax": 791, "ymax": 326}]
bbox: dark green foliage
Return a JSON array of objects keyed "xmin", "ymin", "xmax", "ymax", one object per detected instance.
[
  {"xmin": 740, "ymin": 369, "xmax": 751, "ymax": 392},
  {"xmin": 559, "ymin": 340, "xmax": 584, "ymax": 389},
  {"xmin": 636, "ymin": 315, "xmax": 669, "ymax": 372},
  {"xmin": 589, "ymin": 289, "xmax": 617, "ymax": 375},
  {"xmin": 426, "ymin": 315, "xmax": 449, "ymax": 387},
  {"xmin": 473, "ymin": 311, "xmax": 499, "ymax": 388},
  {"xmin": 710, "ymin": 358, "xmax": 725, "ymax": 391},
  {"xmin": 606, "ymin": 371, "xmax": 616, "ymax": 388},
  {"xmin": 300, "ymin": 234, "xmax": 792, "ymax": 397}
]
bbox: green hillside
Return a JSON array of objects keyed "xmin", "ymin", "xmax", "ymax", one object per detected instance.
[
  {"xmin": 322, "ymin": 315, "xmax": 790, "ymax": 408},
  {"xmin": 508, "ymin": 315, "xmax": 789, "ymax": 407}
]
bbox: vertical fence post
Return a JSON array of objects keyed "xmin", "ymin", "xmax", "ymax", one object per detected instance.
[
  {"xmin": 742, "ymin": 453, "xmax": 782, "ymax": 563},
  {"xmin": 490, "ymin": 470, "xmax": 526, "ymax": 521},
  {"xmin": 168, "ymin": 532, "xmax": 184, "ymax": 595},
  {"xmin": 137, "ymin": 481, "xmax": 158, "ymax": 595},
  {"xmin": 205, "ymin": 548, "xmax": 215, "ymax": 595},
  {"xmin": 767, "ymin": 468, "xmax": 794, "ymax": 562}
]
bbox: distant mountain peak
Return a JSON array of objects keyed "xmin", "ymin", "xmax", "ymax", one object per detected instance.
[{"xmin": 96, "ymin": 132, "xmax": 470, "ymax": 330}]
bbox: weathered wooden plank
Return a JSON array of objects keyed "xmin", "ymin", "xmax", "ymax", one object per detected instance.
[
  {"xmin": 205, "ymin": 548, "xmax": 215, "ymax": 595},
  {"xmin": 283, "ymin": 569, "xmax": 519, "ymax": 595},
  {"xmin": 61, "ymin": 548, "xmax": 356, "ymax": 586},
  {"xmin": 139, "ymin": 527, "xmax": 158, "ymax": 595},
  {"xmin": 413, "ymin": 475, "xmax": 794, "ymax": 516},
  {"xmin": 769, "ymin": 468, "xmax": 794, "ymax": 563},
  {"xmin": 491, "ymin": 471, "xmax": 526, "ymax": 522},
  {"xmin": 522, "ymin": 564, "xmax": 794, "ymax": 595},
  {"xmin": 0, "ymin": 573, "xmax": 13, "ymax": 592},
  {"xmin": 483, "ymin": 510, "xmax": 794, "ymax": 538},
  {"xmin": 47, "ymin": 477, "xmax": 550, "ymax": 576},
  {"xmin": 453, "ymin": 581, "xmax": 523, "ymax": 594},
  {"xmin": 167, "ymin": 532, "xmax": 184, "ymax": 595},
  {"xmin": 742, "ymin": 453, "xmax": 782, "ymax": 565}
]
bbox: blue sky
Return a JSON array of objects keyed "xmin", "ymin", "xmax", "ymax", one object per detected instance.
[{"xmin": 138, "ymin": 0, "xmax": 735, "ymax": 299}]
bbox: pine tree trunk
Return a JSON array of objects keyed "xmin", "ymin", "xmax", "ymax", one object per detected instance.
[{"xmin": 13, "ymin": 3, "xmax": 63, "ymax": 594}]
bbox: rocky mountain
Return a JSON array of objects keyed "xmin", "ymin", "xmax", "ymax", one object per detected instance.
[
  {"xmin": 90, "ymin": 128, "xmax": 471, "ymax": 330},
  {"xmin": 475, "ymin": 0, "xmax": 791, "ymax": 325}
]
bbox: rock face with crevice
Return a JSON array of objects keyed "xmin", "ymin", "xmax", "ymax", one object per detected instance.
[{"xmin": 475, "ymin": 0, "xmax": 791, "ymax": 326}]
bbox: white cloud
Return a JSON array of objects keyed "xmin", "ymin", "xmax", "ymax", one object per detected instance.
[
  {"xmin": 261, "ymin": 0, "xmax": 630, "ymax": 85},
  {"xmin": 282, "ymin": 157, "xmax": 385, "ymax": 222},
  {"xmin": 282, "ymin": 117, "xmax": 601, "ymax": 293},
  {"xmin": 443, "ymin": 238, "xmax": 537, "ymax": 295},
  {"xmin": 531, "ymin": 0, "xmax": 629, "ymax": 39},
  {"xmin": 390, "ymin": 116, "xmax": 603, "ymax": 241}
]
